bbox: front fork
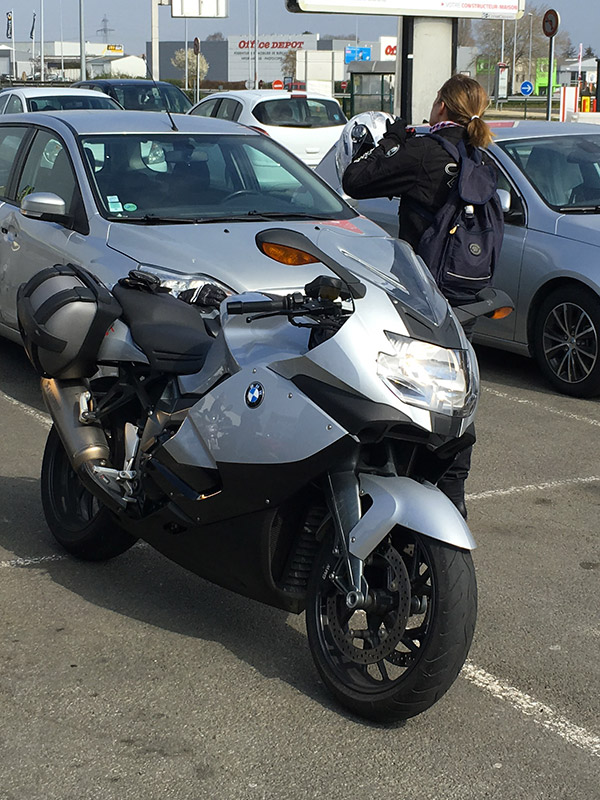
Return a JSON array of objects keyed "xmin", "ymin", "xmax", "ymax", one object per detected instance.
[{"xmin": 324, "ymin": 472, "xmax": 369, "ymax": 610}]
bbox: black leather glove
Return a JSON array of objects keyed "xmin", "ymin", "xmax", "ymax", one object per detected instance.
[{"xmin": 382, "ymin": 117, "xmax": 410, "ymax": 146}]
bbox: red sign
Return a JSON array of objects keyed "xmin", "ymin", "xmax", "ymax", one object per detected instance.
[
  {"xmin": 272, "ymin": 79, "xmax": 284, "ymax": 90},
  {"xmin": 542, "ymin": 9, "xmax": 560, "ymax": 38},
  {"xmin": 341, "ymin": 80, "xmax": 348, "ymax": 90}
]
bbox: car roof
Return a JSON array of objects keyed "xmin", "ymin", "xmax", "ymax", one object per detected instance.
[
  {"xmin": 0, "ymin": 87, "xmax": 115, "ymax": 98},
  {"xmin": 199, "ymin": 89, "xmax": 337, "ymax": 102},
  {"xmin": 0, "ymin": 109, "xmax": 256, "ymax": 136},
  {"xmin": 487, "ymin": 120, "xmax": 600, "ymax": 141},
  {"xmin": 75, "ymin": 79, "xmax": 176, "ymax": 88}
]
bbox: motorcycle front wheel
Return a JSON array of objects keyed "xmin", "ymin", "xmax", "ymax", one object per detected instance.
[
  {"xmin": 306, "ymin": 527, "xmax": 477, "ymax": 722},
  {"xmin": 41, "ymin": 425, "xmax": 138, "ymax": 561}
]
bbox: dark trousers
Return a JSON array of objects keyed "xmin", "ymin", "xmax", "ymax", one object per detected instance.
[{"xmin": 437, "ymin": 318, "xmax": 476, "ymax": 514}]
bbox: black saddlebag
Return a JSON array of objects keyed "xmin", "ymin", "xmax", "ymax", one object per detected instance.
[{"xmin": 17, "ymin": 263, "xmax": 122, "ymax": 379}]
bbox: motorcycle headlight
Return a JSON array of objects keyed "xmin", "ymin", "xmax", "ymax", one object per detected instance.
[
  {"xmin": 377, "ymin": 332, "xmax": 478, "ymax": 417},
  {"xmin": 138, "ymin": 265, "xmax": 234, "ymax": 299}
]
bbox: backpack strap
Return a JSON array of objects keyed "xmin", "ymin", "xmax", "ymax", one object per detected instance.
[{"xmin": 423, "ymin": 132, "xmax": 461, "ymax": 163}]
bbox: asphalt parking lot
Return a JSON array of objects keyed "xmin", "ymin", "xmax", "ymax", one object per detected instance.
[{"xmin": 0, "ymin": 338, "xmax": 598, "ymax": 800}]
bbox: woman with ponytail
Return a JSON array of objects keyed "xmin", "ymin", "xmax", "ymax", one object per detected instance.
[{"xmin": 343, "ymin": 74, "xmax": 498, "ymax": 520}]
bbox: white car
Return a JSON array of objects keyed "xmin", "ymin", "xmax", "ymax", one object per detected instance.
[
  {"xmin": 188, "ymin": 89, "xmax": 346, "ymax": 167},
  {"xmin": 0, "ymin": 87, "xmax": 121, "ymax": 114}
]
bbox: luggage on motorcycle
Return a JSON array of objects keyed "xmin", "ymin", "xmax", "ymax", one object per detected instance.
[{"xmin": 17, "ymin": 263, "xmax": 122, "ymax": 379}]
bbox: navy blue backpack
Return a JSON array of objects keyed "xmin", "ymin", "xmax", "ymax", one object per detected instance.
[{"xmin": 412, "ymin": 134, "xmax": 504, "ymax": 305}]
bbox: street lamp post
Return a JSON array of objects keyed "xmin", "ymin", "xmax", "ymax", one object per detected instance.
[
  {"xmin": 79, "ymin": 0, "xmax": 85, "ymax": 81},
  {"xmin": 511, "ymin": 16, "xmax": 517, "ymax": 95},
  {"xmin": 528, "ymin": 12, "xmax": 533, "ymax": 83}
]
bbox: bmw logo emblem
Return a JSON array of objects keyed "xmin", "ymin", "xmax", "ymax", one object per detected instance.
[{"xmin": 245, "ymin": 382, "xmax": 264, "ymax": 408}]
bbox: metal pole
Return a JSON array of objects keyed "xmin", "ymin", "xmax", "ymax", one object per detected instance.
[
  {"xmin": 393, "ymin": 16, "xmax": 402, "ymax": 116},
  {"xmin": 546, "ymin": 35, "xmax": 555, "ymax": 120},
  {"xmin": 79, "ymin": 0, "xmax": 85, "ymax": 81},
  {"xmin": 196, "ymin": 53, "xmax": 200, "ymax": 104},
  {"xmin": 254, "ymin": 0, "xmax": 258, "ymax": 89},
  {"xmin": 11, "ymin": 9, "xmax": 16, "ymax": 80},
  {"xmin": 184, "ymin": 18, "xmax": 188, "ymax": 91},
  {"xmin": 511, "ymin": 16, "xmax": 517, "ymax": 95},
  {"xmin": 501, "ymin": 19, "xmax": 505, "ymax": 64},
  {"xmin": 40, "ymin": 0, "xmax": 44, "ymax": 82},
  {"xmin": 151, "ymin": 0, "xmax": 159, "ymax": 81},
  {"xmin": 59, "ymin": 0, "xmax": 65, "ymax": 79},
  {"xmin": 528, "ymin": 13, "xmax": 533, "ymax": 83}
]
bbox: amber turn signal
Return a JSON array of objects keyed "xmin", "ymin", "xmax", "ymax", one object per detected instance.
[
  {"xmin": 490, "ymin": 306, "xmax": 513, "ymax": 319},
  {"xmin": 260, "ymin": 242, "xmax": 320, "ymax": 266}
]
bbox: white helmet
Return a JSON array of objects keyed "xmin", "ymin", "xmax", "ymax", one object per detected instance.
[{"xmin": 335, "ymin": 110, "xmax": 395, "ymax": 178}]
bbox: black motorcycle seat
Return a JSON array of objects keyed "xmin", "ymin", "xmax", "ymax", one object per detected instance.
[{"xmin": 112, "ymin": 284, "xmax": 212, "ymax": 374}]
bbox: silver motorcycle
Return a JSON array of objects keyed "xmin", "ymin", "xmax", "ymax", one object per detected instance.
[{"xmin": 18, "ymin": 227, "xmax": 512, "ymax": 722}]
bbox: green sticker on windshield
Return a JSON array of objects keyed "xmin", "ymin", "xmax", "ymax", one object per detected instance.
[
  {"xmin": 123, "ymin": 203, "xmax": 138, "ymax": 211},
  {"xmin": 107, "ymin": 195, "xmax": 123, "ymax": 213}
]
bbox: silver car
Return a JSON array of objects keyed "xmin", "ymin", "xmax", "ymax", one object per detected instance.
[
  {"xmin": 0, "ymin": 109, "xmax": 413, "ymax": 347},
  {"xmin": 316, "ymin": 120, "xmax": 600, "ymax": 398}
]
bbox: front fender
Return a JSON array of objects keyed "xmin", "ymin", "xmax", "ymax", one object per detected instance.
[{"xmin": 349, "ymin": 474, "xmax": 476, "ymax": 560}]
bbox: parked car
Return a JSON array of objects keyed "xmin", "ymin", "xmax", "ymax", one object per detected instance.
[
  {"xmin": 316, "ymin": 120, "xmax": 600, "ymax": 397},
  {"xmin": 189, "ymin": 89, "xmax": 347, "ymax": 167},
  {"xmin": 0, "ymin": 109, "xmax": 379, "ymax": 345},
  {"xmin": 71, "ymin": 79, "xmax": 192, "ymax": 114},
  {"xmin": 0, "ymin": 87, "xmax": 121, "ymax": 114}
]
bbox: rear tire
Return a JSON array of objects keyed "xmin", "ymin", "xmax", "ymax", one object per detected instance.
[
  {"xmin": 306, "ymin": 527, "xmax": 477, "ymax": 722},
  {"xmin": 41, "ymin": 426, "xmax": 137, "ymax": 561}
]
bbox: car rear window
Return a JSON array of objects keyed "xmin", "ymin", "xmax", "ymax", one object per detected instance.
[
  {"xmin": 110, "ymin": 84, "xmax": 191, "ymax": 114},
  {"xmin": 27, "ymin": 95, "xmax": 119, "ymax": 111},
  {"xmin": 253, "ymin": 97, "xmax": 346, "ymax": 128}
]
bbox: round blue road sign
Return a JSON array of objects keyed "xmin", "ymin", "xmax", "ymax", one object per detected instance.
[{"xmin": 520, "ymin": 81, "xmax": 534, "ymax": 97}]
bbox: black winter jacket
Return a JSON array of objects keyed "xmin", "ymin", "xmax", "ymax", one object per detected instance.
[{"xmin": 342, "ymin": 124, "xmax": 474, "ymax": 251}]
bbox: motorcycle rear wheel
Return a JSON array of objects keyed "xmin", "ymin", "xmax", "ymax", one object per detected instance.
[
  {"xmin": 306, "ymin": 527, "xmax": 477, "ymax": 722},
  {"xmin": 41, "ymin": 425, "xmax": 138, "ymax": 561}
]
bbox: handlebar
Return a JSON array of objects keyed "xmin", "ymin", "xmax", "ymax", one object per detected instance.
[{"xmin": 226, "ymin": 293, "xmax": 304, "ymax": 316}]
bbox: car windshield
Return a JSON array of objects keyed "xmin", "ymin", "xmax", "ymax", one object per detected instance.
[
  {"xmin": 110, "ymin": 84, "xmax": 192, "ymax": 113},
  {"xmin": 253, "ymin": 98, "xmax": 346, "ymax": 128},
  {"xmin": 80, "ymin": 132, "xmax": 354, "ymax": 222},
  {"xmin": 499, "ymin": 134, "xmax": 600, "ymax": 209},
  {"xmin": 27, "ymin": 95, "xmax": 119, "ymax": 111}
]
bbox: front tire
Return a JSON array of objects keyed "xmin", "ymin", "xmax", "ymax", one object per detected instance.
[
  {"xmin": 41, "ymin": 426, "xmax": 138, "ymax": 561},
  {"xmin": 533, "ymin": 285, "xmax": 600, "ymax": 397},
  {"xmin": 306, "ymin": 528, "xmax": 477, "ymax": 722}
]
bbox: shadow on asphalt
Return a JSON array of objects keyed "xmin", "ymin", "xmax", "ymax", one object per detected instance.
[
  {"xmin": 0, "ymin": 475, "xmax": 404, "ymax": 729},
  {"xmin": 475, "ymin": 344, "xmax": 555, "ymax": 396},
  {"xmin": 0, "ymin": 339, "xmax": 45, "ymax": 412}
]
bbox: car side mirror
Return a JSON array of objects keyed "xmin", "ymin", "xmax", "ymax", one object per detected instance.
[
  {"xmin": 497, "ymin": 188, "xmax": 511, "ymax": 214},
  {"xmin": 20, "ymin": 192, "xmax": 68, "ymax": 221}
]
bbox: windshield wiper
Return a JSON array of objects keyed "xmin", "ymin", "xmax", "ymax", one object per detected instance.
[
  {"xmin": 113, "ymin": 214, "xmax": 203, "ymax": 225},
  {"xmin": 558, "ymin": 205, "xmax": 600, "ymax": 213}
]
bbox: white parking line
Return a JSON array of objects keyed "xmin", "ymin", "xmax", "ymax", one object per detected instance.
[
  {"xmin": 467, "ymin": 475, "xmax": 600, "ymax": 502},
  {"xmin": 463, "ymin": 661, "xmax": 600, "ymax": 759},
  {"xmin": 0, "ymin": 389, "xmax": 51, "ymax": 429},
  {"xmin": 0, "ymin": 554, "xmax": 67, "ymax": 568},
  {"xmin": 483, "ymin": 386, "xmax": 600, "ymax": 427}
]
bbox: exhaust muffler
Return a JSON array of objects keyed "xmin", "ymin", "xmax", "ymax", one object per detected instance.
[{"xmin": 41, "ymin": 378, "xmax": 127, "ymax": 512}]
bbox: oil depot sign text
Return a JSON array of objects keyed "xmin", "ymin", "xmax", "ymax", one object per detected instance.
[
  {"xmin": 237, "ymin": 40, "xmax": 307, "ymax": 49},
  {"xmin": 228, "ymin": 34, "xmax": 319, "ymax": 82}
]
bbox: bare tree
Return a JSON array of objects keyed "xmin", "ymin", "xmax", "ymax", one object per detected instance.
[
  {"xmin": 206, "ymin": 32, "xmax": 225, "ymax": 41},
  {"xmin": 171, "ymin": 48, "xmax": 209, "ymax": 83},
  {"xmin": 458, "ymin": 19, "xmax": 476, "ymax": 48},
  {"xmin": 280, "ymin": 49, "xmax": 297, "ymax": 79}
]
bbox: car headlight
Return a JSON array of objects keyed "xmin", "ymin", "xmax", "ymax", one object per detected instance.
[
  {"xmin": 377, "ymin": 332, "xmax": 478, "ymax": 417},
  {"xmin": 138, "ymin": 265, "xmax": 234, "ymax": 299}
]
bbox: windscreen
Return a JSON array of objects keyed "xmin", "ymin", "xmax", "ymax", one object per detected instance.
[
  {"xmin": 253, "ymin": 97, "xmax": 346, "ymax": 128},
  {"xmin": 27, "ymin": 95, "xmax": 119, "ymax": 111},
  {"xmin": 80, "ymin": 132, "xmax": 354, "ymax": 222},
  {"xmin": 499, "ymin": 134, "xmax": 600, "ymax": 209}
]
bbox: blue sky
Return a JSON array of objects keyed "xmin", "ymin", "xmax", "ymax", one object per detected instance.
[{"xmin": 5, "ymin": 1, "xmax": 599, "ymax": 56}]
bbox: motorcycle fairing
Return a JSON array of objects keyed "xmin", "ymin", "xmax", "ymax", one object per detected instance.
[{"xmin": 349, "ymin": 474, "xmax": 476, "ymax": 556}]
